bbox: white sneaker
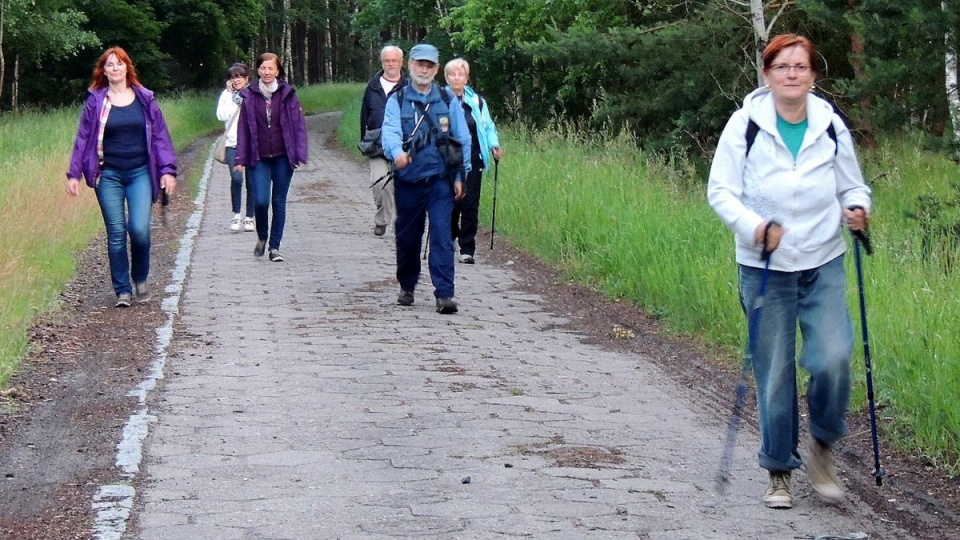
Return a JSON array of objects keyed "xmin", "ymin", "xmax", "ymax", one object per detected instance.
[
  {"xmin": 229, "ymin": 214, "xmax": 242, "ymax": 231},
  {"xmin": 243, "ymin": 216, "xmax": 255, "ymax": 232}
]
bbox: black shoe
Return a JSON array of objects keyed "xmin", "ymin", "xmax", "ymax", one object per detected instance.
[
  {"xmin": 268, "ymin": 249, "xmax": 284, "ymax": 262},
  {"xmin": 397, "ymin": 290, "xmax": 414, "ymax": 306},
  {"xmin": 373, "ymin": 224, "xmax": 387, "ymax": 236},
  {"xmin": 459, "ymin": 254, "xmax": 475, "ymax": 264},
  {"xmin": 254, "ymin": 239, "xmax": 266, "ymax": 257},
  {"xmin": 436, "ymin": 297, "xmax": 458, "ymax": 314}
]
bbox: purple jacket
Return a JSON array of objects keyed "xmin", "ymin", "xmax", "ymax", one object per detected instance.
[
  {"xmin": 66, "ymin": 85, "xmax": 178, "ymax": 202},
  {"xmin": 235, "ymin": 81, "xmax": 308, "ymax": 167}
]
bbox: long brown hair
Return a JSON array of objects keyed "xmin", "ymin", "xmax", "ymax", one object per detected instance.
[
  {"xmin": 762, "ymin": 34, "xmax": 817, "ymax": 74},
  {"xmin": 90, "ymin": 47, "xmax": 143, "ymax": 90}
]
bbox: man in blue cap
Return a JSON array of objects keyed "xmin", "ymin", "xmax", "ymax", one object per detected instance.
[{"xmin": 381, "ymin": 43, "xmax": 472, "ymax": 314}]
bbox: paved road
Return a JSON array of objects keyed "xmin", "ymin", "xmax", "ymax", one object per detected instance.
[{"xmin": 124, "ymin": 113, "xmax": 903, "ymax": 539}]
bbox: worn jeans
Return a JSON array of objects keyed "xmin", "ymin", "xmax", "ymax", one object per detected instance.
[
  {"xmin": 248, "ymin": 156, "xmax": 293, "ymax": 251},
  {"xmin": 738, "ymin": 254, "xmax": 853, "ymax": 472},
  {"xmin": 226, "ymin": 147, "xmax": 254, "ymax": 217},
  {"xmin": 95, "ymin": 165, "xmax": 153, "ymax": 296},
  {"xmin": 394, "ymin": 175, "xmax": 455, "ymax": 298}
]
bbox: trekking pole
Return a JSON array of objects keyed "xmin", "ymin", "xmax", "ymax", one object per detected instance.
[
  {"xmin": 489, "ymin": 157, "xmax": 500, "ymax": 250},
  {"xmin": 716, "ymin": 222, "xmax": 777, "ymax": 495},
  {"xmin": 851, "ymin": 225, "xmax": 885, "ymax": 486}
]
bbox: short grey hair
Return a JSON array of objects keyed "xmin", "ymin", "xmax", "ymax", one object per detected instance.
[
  {"xmin": 444, "ymin": 58, "xmax": 470, "ymax": 77},
  {"xmin": 380, "ymin": 45, "xmax": 403, "ymax": 61}
]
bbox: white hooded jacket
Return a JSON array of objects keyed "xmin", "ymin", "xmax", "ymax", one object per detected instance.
[{"xmin": 707, "ymin": 87, "xmax": 871, "ymax": 271}]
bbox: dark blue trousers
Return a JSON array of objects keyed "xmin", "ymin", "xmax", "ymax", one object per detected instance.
[{"xmin": 394, "ymin": 175, "xmax": 456, "ymax": 298}]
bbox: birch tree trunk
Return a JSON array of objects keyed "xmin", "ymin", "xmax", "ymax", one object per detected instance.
[
  {"xmin": 282, "ymin": 0, "xmax": 293, "ymax": 85},
  {"xmin": 0, "ymin": 0, "xmax": 6, "ymax": 107},
  {"xmin": 945, "ymin": 0, "xmax": 960, "ymax": 165},
  {"xmin": 750, "ymin": 0, "xmax": 767, "ymax": 87},
  {"xmin": 324, "ymin": 0, "xmax": 333, "ymax": 81}
]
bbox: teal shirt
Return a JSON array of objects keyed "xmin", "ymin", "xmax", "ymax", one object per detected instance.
[{"xmin": 776, "ymin": 115, "xmax": 808, "ymax": 160}]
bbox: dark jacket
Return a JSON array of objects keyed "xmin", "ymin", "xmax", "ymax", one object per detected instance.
[
  {"xmin": 67, "ymin": 85, "xmax": 178, "ymax": 202},
  {"xmin": 360, "ymin": 69, "xmax": 407, "ymax": 138},
  {"xmin": 235, "ymin": 81, "xmax": 309, "ymax": 168}
]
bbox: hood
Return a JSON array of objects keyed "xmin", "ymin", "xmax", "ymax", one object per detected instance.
[{"xmin": 741, "ymin": 85, "xmax": 837, "ymax": 135}]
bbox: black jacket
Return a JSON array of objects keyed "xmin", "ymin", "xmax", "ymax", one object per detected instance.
[{"xmin": 360, "ymin": 69, "xmax": 408, "ymax": 137}]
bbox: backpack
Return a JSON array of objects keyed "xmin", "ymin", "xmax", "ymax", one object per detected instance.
[{"xmin": 745, "ymin": 118, "xmax": 837, "ymax": 158}]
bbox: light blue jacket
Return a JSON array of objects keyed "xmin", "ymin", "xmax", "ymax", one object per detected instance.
[{"xmin": 445, "ymin": 85, "xmax": 500, "ymax": 168}]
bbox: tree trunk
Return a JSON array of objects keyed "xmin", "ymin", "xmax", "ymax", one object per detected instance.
[
  {"xmin": 945, "ymin": 0, "xmax": 960, "ymax": 164},
  {"xmin": 750, "ymin": 0, "xmax": 767, "ymax": 87},
  {"xmin": 324, "ymin": 0, "xmax": 333, "ymax": 81},
  {"xmin": 12, "ymin": 53, "xmax": 18, "ymax": 110},
  {"xmin": 848, "ymin": 0, "xmax": 876, "ymax": 147},
  {"xmin": 282, "ymin": 0, "xmax": 293, "ymax": 85},
  {"xmin": 1, "ymin": 0, "xmax": 6, "ymax": 108}
]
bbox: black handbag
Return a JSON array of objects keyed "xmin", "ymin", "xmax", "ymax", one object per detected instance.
[
  {"xmin": 413, "ymin": 101, "xmax": 464, "ymax": 168},
  {"xmin": 357, "ymin": 128, "xmax": 383, "ymax": 158}
]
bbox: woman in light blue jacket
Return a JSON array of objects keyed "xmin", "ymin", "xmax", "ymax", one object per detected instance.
[
  {"xmin": 444, "ymin": 58, "xmax": 503, "ymax": 264},
  {"xmin": 708, "ymin": 34, "xmax": 870, "ymax": 511}
]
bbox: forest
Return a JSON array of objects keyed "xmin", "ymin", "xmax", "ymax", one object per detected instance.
[{"xmin": 1, "ymin": 0, "xmax": 958, "ymax": 159}]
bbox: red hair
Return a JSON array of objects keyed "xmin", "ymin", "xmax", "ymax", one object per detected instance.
[
  {"xmin": 90, "ymin": 47, "xmax": 142, "ymax": 90},
  {"xmin": 762, "ymin": 34, "xmax": 817, "ymax": 74}
]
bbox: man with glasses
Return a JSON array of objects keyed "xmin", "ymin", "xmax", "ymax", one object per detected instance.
[{"xmin": 360, "ymin": 45, "xmax": 407, "ymax": 237}]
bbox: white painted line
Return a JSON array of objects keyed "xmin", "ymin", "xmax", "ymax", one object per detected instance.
[{"xmin": 90, "ymin": 140, "xmax": 215, "ymax": 540}]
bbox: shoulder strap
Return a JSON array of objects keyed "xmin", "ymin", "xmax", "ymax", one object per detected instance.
[
  {"xmin": 745, "ymin": 119, "xmax": 760, "ymax": 158},
  {"xmin": 745, "ymin": 118, "xmax": 839, "ymax": 157},
  {"xmin": 478, "ymin": 95, "xmax": 484, "ymax": 113}
]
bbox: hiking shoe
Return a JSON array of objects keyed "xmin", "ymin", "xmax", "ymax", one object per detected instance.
[
  {"xmin": 269, "ymin": 249, "xmax": 285, "ymax": 262},
  {"xmin": 397, "ymin": 290, "xmax": 414, "ymax": 306},
  {"xmin": 459, "ymin": 254, "xmax": 475, "ymax": 264},
  {"xmin": 243, "ymin": 217, "xmax": 255, "ymax": 232},
  {"xmin": 115, "ymin": 293, "xmax": 133, "ymax": 308},
  {"xmin": 373, "ymin": 224, "xmax": 387, "ymax": 236},
  {"xmin": 134, "ymin": 282, "xmax": 152, "ymax": 303},
  {"xmin": 254, "ymin": 239, "xmax": 266, "ymax": 257},
  {"xmin": 436, "ymin": 297, "xmax": 458, "ymax": 314},
  {"xmin": 763, "ymin": 471, "xmax": 793, "ymax": 509},
  {"xmin": 808, "ymin": 440, "xmax": 845, "ymax": 502},
  {"xmin": 229, "ymin": 214, "xmax": 242, "ymax": 231}
]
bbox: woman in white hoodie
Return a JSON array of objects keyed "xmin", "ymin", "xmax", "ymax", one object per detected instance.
[
  {"xmin": 707, "ymin": 34, "xmax": 871, "ymax": 510},
  {"xmin": 216, "ymin": 63, "xmax": 254, "ymax": 231}
]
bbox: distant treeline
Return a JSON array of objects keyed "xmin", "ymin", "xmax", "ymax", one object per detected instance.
[{"xmin": 3, "ymin": 1, "xmax": 959, "ymax": 159}]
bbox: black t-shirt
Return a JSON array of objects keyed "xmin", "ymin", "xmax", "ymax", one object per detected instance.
[{"xmin": 102, "ymin": 99, "xmax": 148, "ymax": 171}]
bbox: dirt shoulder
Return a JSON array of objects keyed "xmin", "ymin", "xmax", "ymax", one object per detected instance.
[{"xmin": 0, "ymin": 129, "xmax": 958, "ymax": 539}]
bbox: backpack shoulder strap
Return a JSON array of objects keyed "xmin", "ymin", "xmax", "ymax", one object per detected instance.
[
  {"xmin": 826, "ymin": 121, "xmax": 838, "ymax": 156},
  {"xmin": 745, "ymin": 119, "xmax": 760, "ymax": 158}
]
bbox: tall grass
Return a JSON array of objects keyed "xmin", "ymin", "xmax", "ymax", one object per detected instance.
[
  {"xmin": 483, "ymin": 123, "xmax": 960, "ymax": 471},
  {"xmin": 0, "ymin": 91, "xmax": 222, "ymax": 386}
]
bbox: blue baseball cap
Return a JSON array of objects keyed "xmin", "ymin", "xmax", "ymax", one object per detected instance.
[{"xmin": 409, "ymin": 44, "xmax": 439, "ymax": 64}]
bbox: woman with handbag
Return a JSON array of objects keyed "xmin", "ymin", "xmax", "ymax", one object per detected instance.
[
  {"xmin": 234, "ymin": 52, "xmax": 309, "ymax": 262},
  {"xmin": 216, "ymin": 63, "xmax": 254, "ymax": 232}
]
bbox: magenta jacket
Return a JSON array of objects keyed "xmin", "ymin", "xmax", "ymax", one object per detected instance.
[
  {"xmin": 234, "ymin": 81, "xmax": 308, "ymax": 167},
  {"xmin": 66, "ymin": 85, "xmax": 178, "ymax": 202}
]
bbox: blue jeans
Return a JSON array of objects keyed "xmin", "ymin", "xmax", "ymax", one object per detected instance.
[
  {"xmin": 738, "ymin": 255, "xmax": 853, "ymax": 472},
  {"xmin": 394, "ymin": 175, "xmax": 456, "ymax": 298},
  {"xmin": 95, "ymin": 165, "xmax": 153, "ymax": 296},
  {"xmin": 226, "ymin": 147, "xmax": 253, "ymax": 217},
  {"xmin": 248, "ymin": 156, "xmax": 293, "ymax": 250}
]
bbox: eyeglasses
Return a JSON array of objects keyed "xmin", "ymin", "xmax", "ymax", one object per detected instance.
[{"xmin": 771, "ymin": 64, "xmax": 811, "ymax": 75}]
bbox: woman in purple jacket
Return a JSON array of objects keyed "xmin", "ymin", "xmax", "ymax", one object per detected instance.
[
  {"xmin": 234, "ymin": 52, "xmax": 309, "ymax": 262},
  {"xmin": 66, "ymin": 47, "xmax": 178, "ymax": 308}
]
